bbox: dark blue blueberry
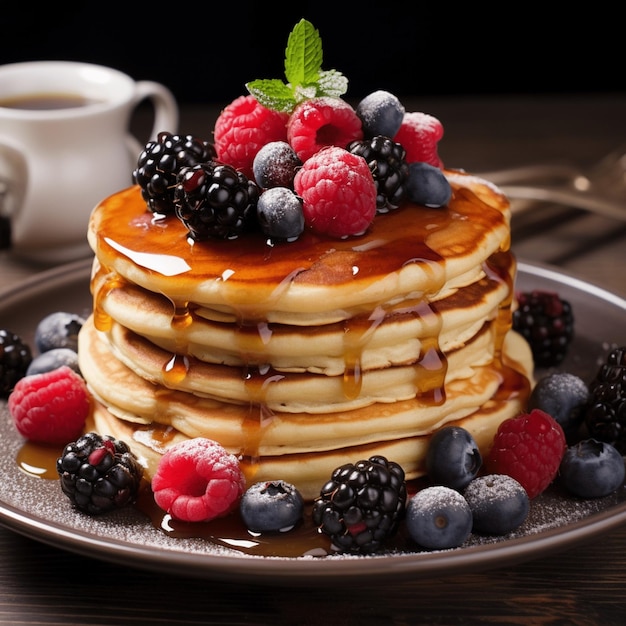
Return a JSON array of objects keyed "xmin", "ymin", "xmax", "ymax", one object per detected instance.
[
  {"xmin": 356, "ymin": 90, "xmax": 405, "ymax": 138},
  {"xmin": 34, "ymin": 311, "xmax": 85, "ymax": 353},
  {"xmin": 405, "ymin": 486, "xmax": 472, "ymax": 550},
  {"xmin": 240, "ymin": 480, "xmax": 304, "ymax": 533},
  {"xmin": 252, "ymin": 141, "xmax": 301, "ymax": 189},
  {"xmin": 559, "ymin": 439, "xmax": 626, "ymax": 498},
  {"xmin": 426, "ymin": 426, "xmax": 482, "ymax": 490},
  {"xmin": 405, "ymin": 162, "xmax": 451, "ymax": 207},
  {"xmin": 528, "ymin": 372, "xmax": 589, "ymax": 443},
  {"xmin": 256, "ymin": 187, "xmax": 305, "ymax": 241},
  {"xmin": 463, "ymin": 474, "xmax": 530, "ymax": 535},
  {"xmin": 26, "ymin": 348, "xmax": 80, "ymax": 375}
]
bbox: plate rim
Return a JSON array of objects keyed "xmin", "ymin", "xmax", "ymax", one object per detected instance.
[{"xmin": 1, "ymin": 256, "xmax": 625, "ymax": 584}]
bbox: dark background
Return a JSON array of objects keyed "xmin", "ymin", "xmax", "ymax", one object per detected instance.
[{"xmin": 2, "ymin": 2, "xmax": 623, "ymax": 106}]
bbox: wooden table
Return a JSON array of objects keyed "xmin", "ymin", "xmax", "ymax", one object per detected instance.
[{"xmin": 1, "ymin": 95, "xmax": 625, "ymax": 624}]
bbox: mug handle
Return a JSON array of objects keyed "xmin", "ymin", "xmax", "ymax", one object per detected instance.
[
  {"xmin": 0, "ymin": 140, "xmax": 27, "ymax": 222},
  {"xmin": 127, "ymin": 80, "xmax": 179, "ymax": 154}
]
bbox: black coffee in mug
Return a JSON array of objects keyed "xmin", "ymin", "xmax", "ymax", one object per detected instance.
[{"xmin": 0, "ymin": 92, "xmax": 100, "ymax": 110}]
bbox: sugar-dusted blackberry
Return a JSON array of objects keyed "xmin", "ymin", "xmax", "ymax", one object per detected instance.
[
  {"xmin": 0, "ymin": 329, "xmax": 32, "ymax": 398},
  {"xmin": 512, "ymin": 290, "xmax": 574, "ymax": 367},
  {"xmin": 175, "ymin": 162, "xmax": 260, "ymax": 240},
  {"xmin": 311, "ymin": 455, "xmax": 407, "ymax": 554},
  {"xmin": 57, "ymin": 432, "xmax": 143, "ymax": 515},
  {"xmin": 347, "ymin": 136, "xmax": 409, "ymax": 213},
  {"xmin": 133, "ymin": 132, "xmax": 216, "ymax": 215},
  {"xmin": 584, "ymin": 346, "xmax": 626, "ymax": 453}
]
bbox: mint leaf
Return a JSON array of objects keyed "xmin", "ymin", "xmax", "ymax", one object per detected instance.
[
  {"xmin": 317, "ymin": 70, "xmax": 348, "ymax": 98},
  {"xmin": 285, "ymin": 19, "xmax": 323, "ymax": 87},
  {"xmin": 246, "ymin": 79, "xmax": 295, "ymax": 113},
  {"xmin": 246, "ymin": 19, "xmax": 348, "ymax": 113}
]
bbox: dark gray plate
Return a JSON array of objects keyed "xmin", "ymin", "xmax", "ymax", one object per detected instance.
[{"xmin": 0, "ymin": 258, "xmax": 625, "ymax": 585}]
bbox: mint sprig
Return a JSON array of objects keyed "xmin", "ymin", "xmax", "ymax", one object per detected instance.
[{"xmin": 246, "ymin": 19, "xmax": 348, "ymax": 113}]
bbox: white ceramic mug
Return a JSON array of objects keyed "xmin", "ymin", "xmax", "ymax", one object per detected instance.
[{"xmin": 0, "ymin": 61, "xmax": 179, "ymax": 264}]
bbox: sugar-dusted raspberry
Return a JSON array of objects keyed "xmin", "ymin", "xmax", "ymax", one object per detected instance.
[
  {"xmin": 293, "ymin": 146, "xmax": 377, "ymax": 238},
  {"xmin": 214, "ymin": 95, "xmax": 289, "ymax": 179},
  {"xmin": 287, "ymin": 97, "xmax": 363, "ymax": 163},
  {"xmin": 393, "ymin": 112, "xmax": 444, "ymax": 168},
  {"xmin": 485, "ymin": 409, "xmax": 567, "ymax": 499},
  {"xmin": 151, "ymin": 438, "xmax": 246, "ymax": 523},
  {"xmin": 8, "ymin": 365, "xmax": 90, "ymax": 445}
]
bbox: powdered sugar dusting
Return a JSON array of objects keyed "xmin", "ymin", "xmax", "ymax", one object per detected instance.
[{"xmin": 1, "ymin": 402, "xmax": 625, "ymax": 568}]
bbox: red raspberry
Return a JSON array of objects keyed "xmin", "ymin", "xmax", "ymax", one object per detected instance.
[
  {"xmin": 287, "ymin": 97, "xmax": 363, "ymax": 163},
  {"xmin": 214, "ymin": 95, "xmax": 289, "ymax": 179},
  {"xmin": 152, "ymin": 438, "xmax": 246, "ymax": 523},
  {"xmin": 293, "ymin": 146, "xmax": 377, "ymax": 238},
  {"xmin": 485, "ymin": 409, "xmax": 567, "ymax": 499},
  {"xmin": 393, "ymin": 112, "xmax": 444, "ymax": 168},
  {"xmin": 8, "ymin": 365, "xmax": 90, "ymax": 445}
]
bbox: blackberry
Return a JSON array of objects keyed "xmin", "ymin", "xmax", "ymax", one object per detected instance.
[
  {"xmin": 0, "ymin": 329, "xmax": 32, "ymax": 398},
  {"xmin": 512, "ymin": 290, "xmax": 574, "ymax": 367},
  {"xmin": 311, "ymin": 455, "xmax": 406, "ymax": 554},
  {"xmin": 584, "ymin": 346, "xmax": 626, "ymax": 453},
  {"xmin": 57, "ymin": 432, "xmax": 143, "ymax": 515},
  {"xmin": 175, "ymin": 162, "xmax": 260, "ymax": 240},
  {"xmin": 346, "ymin": 136, "xmax": 409, "ymax": 213},
  {"xmin": 133, "ymin": 132, "xmax": 216, "ymax": 215}
]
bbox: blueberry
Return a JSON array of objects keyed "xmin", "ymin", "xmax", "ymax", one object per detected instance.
[
  {"xmin": 253, "ymin": 141, "xmax": 301, "ymax": 189},
  {"xmin": 240, "ymin": 480, "xmax": 304, "ymax": 533},
  {"xmin": 425, "ymin": 426, "xmax": 482, "ymax": 490},
  {"xmin": 405, "ymin": 486, "xmax": 472, "ymax": 550},
  {"xmin": 463, "ymin": 474, "xmax": 529, "ymax": 535},
  {"xmin": 26, "ymin": 348, "xmax": 80, "ymax": 375},
  {"xmin": 256, "ymin": 187, "xmax": 305, "ymax": 241},
  {"xmin": 529, "ymin": 372, "xmax": 589, "ymax": 443},
  {"xmin": 356, "ymin": 90, "xmax": 405, "ymax": 138},
  {"xmin": 35, "ymin": 311, "xmax": 85, "ymax": 353},
  {"xmin": 559, "ymin": 439, "xmax": 625, "ymax": 498},
  {"xmin": 405, "ymin": 162, "xmax": 452, "ymax": 207}
]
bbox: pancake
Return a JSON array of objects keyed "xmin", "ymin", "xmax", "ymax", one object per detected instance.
[
  {"xmin": 79, "ymin": 169, "xmax": 533, "ymax": 500},
  {"xmin": 87, "ymin": 329, "xmax": 532, "ymax": 501}
]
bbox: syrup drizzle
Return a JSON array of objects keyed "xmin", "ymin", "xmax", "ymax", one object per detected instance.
[{"xmin": 82, "ymin": 182, "xmax": 526, "ymax": 522}]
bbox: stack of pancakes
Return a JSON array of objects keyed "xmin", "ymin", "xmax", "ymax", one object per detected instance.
[{"xmin": 79, "ymin": 170, "xmax": 533, "ymax": 500}]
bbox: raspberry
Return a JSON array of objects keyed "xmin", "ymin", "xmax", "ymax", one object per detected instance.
[
  {"xmin": 485, "ymin": 409, "xmax": 567, "ymax": 499},
  {"xmin": 151, "ymin": 438, "xmax": 246, "ymax": 523},
  {"xmin": 287, "ymin": 97, "xmax": 363, "ymax": 163},
  {"xmin": 293, "ymin": 146, "xmax": 377, "ymax": 238},
  {"xmin": 393, "ymin": 112, "xmax": 444, "ymax": 168},
  {"xmin": 8, "ymin": 365, "xmax": 90, "ymax": 445},
  {"xmin": 214, "ymin": 95, "xmax": 289, "ymax": 179}
]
